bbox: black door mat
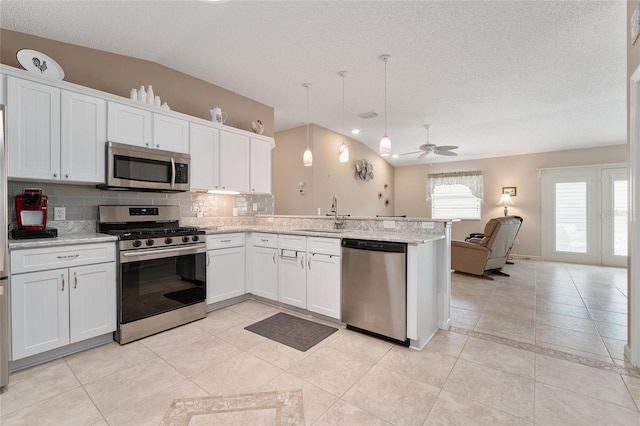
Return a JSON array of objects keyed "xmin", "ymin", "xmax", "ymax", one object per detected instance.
[{"xmin": 244, "ymin": 312, "xmax": 338, "ymax": 352}]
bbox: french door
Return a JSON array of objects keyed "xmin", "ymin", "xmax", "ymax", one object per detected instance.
[{"xmin": 542, "ymin": 165, "xmax": 627, "ymax": 266}]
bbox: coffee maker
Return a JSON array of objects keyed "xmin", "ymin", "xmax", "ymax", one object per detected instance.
[{"xmin": 11, "ymin": 189, "xmax": 57, "ymax": 239}]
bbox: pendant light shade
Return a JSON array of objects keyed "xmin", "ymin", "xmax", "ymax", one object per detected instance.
[
  {"xmin": 338, "ymin": 71, "xmax": 349, "ymax": 163},
  {"xmin": 302, "ymin": 83, "xmax": 313, "ymax": 167},
  {"xmin": 379, "ymin": 54, "xmax": 391, "ymax": 157}
]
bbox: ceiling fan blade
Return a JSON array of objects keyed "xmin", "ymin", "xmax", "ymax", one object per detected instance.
[
  {"xmin": 419, "ymin": 143, "xmax": 436, "ymax": 151},
  {"xmin": 433, "ymin": 145, "xmax": 458, "ymax": 151},
  {"xmin": 397, "ymin": 151, "xmax": 421, "ymax": 156},
  {"xmin": 417, "ymin": 151, "xmax": 428, "ymax": 160},
  {"xmin": 435, "ymin": 150, "xmax": 458, "ymax": 156}
]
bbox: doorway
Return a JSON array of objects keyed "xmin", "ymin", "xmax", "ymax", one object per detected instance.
[{"xmin": 541, "ymin": 165, "xmax": 628, "ymax": 266}]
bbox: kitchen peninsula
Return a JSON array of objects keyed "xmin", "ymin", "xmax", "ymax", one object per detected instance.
[{"xmin": 185, "ymin": 214, "xmax": 454, "ymax": 350}]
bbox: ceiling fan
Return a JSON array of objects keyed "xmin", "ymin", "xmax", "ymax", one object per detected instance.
[{"xmin": 399, "ymin": 125, "xmax": 458, "ymax": 159}]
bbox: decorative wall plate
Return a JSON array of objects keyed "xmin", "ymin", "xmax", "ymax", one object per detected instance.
[{"xmin": 16, "ymin": 49, "xmax": 65, "ymax": 80}]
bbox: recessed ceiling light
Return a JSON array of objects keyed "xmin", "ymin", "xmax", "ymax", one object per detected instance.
[
  {"xmin": 351, "ymin": 129, "xmax": 360, "ymax": 134},
  {"xmin": 391, "ymin": 154, "xmax": 399, "ymax": 159}
]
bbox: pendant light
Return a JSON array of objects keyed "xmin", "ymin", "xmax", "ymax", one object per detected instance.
[
  {"xmin": 302, "ymin": 83, "xmax": 313, "ymax": 167},
  {"xmin": 379, "ymin": 54, "xmax": 391, "ymax": 157},
  {"xmin": 338, "ymin": 71, "xmax": 350, "ymax": 163}
]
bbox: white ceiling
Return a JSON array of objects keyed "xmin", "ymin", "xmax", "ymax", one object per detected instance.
[{"xmin": 0, "ymin": 0, "xmax": 627, "ymax": 166}]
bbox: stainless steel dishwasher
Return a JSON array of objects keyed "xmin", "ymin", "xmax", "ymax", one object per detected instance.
[{"xmin": 341, "ymin": 239, "xmax": 408, "ymax": 345}]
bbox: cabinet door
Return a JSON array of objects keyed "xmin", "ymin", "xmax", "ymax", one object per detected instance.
[
  {"xmin": 207, "ymin": 247, "xmax": 245, "ymax": 304},
  {"xmin": 250, "ymin": 137, "xmax": 272, "ymax": 193},
  {"xmin": 107, "ymin": 102, "xmax": 152, "ymax": 147},
  {"xmin": 153, "ymin": 113, "xmax": 189, "ymax": 153},
  {"xmin": 307, "ymin": 253, "xmax": 341, "ymax": 319},
  {"xmin": 251, "ymin": 246, "xmax": 278, "ymax": 301},
  {"xmin": 60, "ymin": 91, "xmax": 107, "ymax": 183},
  {"xmin": 278, "ymin": 250, "xmax": 306, "ymax": 309},
  {"xmin": 69, "ymin": 262, "xmax": 116, "ymax": 343},
  {"xmin": 11, "ymin": 268, "xmax": 70, "ymax": 360},
  {"xmin": 7, "ymin": 76, "xmax": 61, "ymax": 180},
  {"xmin": 219, "ymin": 130, "xmax": 250, "ymax": 192},
  {"xmin": 190, "ymin": 122, "xmax": 220, "ymax": 190}
]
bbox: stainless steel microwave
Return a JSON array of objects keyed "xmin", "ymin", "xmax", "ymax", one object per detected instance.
[{"xmin": 98, "ymin": 142, "xmax": 190, "ymax": 192}]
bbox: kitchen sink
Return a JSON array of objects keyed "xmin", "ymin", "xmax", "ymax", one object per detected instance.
[{"xmin": 294, "ymin": 228, "xmax": 346, "ymax": 234}]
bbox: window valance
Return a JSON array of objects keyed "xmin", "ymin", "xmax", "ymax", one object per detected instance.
[{"xmin": 427, "ymin": 171, "xmax": 484, "ymax": 200}]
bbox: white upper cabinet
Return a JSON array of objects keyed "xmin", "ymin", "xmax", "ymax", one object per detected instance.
[
  {"xmin": 153, "ymin": 113, "xmax": 189, "ymax": 153},
  {"xmin": 250, "ymin": 137, "xmax": 272, "ymax": 194},
  {"xmin": 7, "ymin": 76, "xmax": 61, "ymax": 180},
  {"xmin": 219, "ymin": 129, "xmax": 250, "ymax": 192},
  {"xmin": 7, "ymin": 76, "xmax": 106, "ymax": 183},
  {"xmin": 189, "ymin": 122, "xmax": 220, "ymax": 190},
  {"xmin": 107, "ymin": 102, "xmax": 152, "ymax": 147},
  {"xmin": 60, "ymin": 91, "xmax": 106, "ymax": 183}
]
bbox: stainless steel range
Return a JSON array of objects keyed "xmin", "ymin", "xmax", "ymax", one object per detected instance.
[{"xmin": 99, "ymin": 205, "xmax": 206, "ymax": 344}]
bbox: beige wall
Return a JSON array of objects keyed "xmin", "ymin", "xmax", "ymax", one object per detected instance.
[
  {"xmin": 0, "ymin": 29, "xmax": 274, "ymax": 136},
  {"xmin": 274, "ymin": 125, "xmax": 395, "ymax": 216},
  {"xmin": 394, "ymin": 145, "xmax": 628, "ymax": 257}
]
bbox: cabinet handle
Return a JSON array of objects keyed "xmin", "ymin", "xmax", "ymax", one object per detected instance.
[
  {"xmin": 272, "ymin": 252, "xmax": 276, "ymax": 264},
  {"xmin": 300, "ymin": 257, "xmax": 304, "ymax": 269},
  {"xmin": 146, "ymin": 143, "xmax": 149, "ymax": 146},
  {"xmin": 221, "ymin": 239, "xmax": 231, "ymax": 243},
  {"xmin": 53, "ymin": 173, "xmax": 57, "ymax": 178},
  {"xmin": 74, "ymin": 272, "xmax": 78, "ymax": 289},
  {"xmin": 261, "ymin": 239, "xmax": 269, "ymax": 243},
  {"xmin": 57, "ymin": 254, "xmax": 79, "ymax": 260},
  {"xmin": 308, "ymin": 259, "xmax": 311, "ymax": 270},
  {"xmin": 61, "ymin": 274, "xmax": 65, "ymax": 291},
  {"xmin": 65, "ymin": 174, "xmax": 69, "ymax": 178},
  {"xmin": 206, "ymin": 254, "xmax": 210, "ymax": 266}
]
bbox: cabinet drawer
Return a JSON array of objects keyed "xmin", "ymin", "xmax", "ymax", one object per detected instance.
[
  {"xmin": 207, "ymin": 233, "xmax": 245, "ymax": 249},
  {"xmin": 307, "ymin": 237, "xmax": 341, "ymax": 256},
  {"xmin": 11, "ymin": 243, "xmax": 116, "ymax": 274},
  {"xmin": 252, "ymin": 233, "xmax": 277, "ymax": 248},
  {"xmin": 278, "ymin": 234, "xmax": 306, "ymax": 251}
]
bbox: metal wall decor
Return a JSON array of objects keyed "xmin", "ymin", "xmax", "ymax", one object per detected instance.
[{"xmin": 355, "ymin": 159, "xmax": 374, "ymax": 181}]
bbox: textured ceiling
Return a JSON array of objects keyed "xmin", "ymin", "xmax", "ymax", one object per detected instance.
[{"xmin": 0, "ymin": 0, "xmax": 627, "ymax": 166}]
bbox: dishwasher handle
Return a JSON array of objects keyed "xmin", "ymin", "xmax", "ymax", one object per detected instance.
[{"xmin": 341, "ymin": 239, "xmax": 406, "ymax": 253}]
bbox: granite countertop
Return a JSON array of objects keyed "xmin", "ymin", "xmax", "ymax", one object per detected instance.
[
  {"xmin": 8, "ymin": 233, "xmax": 118, "ymax": 250},
  {"xmin": 202, "ymin": 226, "xmax": 444, "ymax": 244}
]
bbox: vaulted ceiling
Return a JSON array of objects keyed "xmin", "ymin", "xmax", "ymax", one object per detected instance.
[{"xmin": 0, "ymin": 1, "xmax": 627, "ymax": 165}]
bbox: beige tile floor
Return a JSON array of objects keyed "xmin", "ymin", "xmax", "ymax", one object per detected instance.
[{"xmin": 1, "ymin": 260, "xmax": 640, "ymax": 425}]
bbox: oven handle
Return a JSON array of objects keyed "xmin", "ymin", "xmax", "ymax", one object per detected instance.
[{"xmin": 120, "ymin": 245, "xmax": 205, "ymax": 262}]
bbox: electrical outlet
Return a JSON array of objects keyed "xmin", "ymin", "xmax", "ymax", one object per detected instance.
[
  {"xmin": 54, "ymin": 207, "xmax": 66, "ymax": 221},
  {"xmin": 252, "ymin": 203, "xmax": 258, "ymax": 211},
  {"xmin": 421, "ymin": 222, "xmax": 435, "ymax": 229},
  {"xmin": 232, "ymin": 208, "xmax": 238, "ymax": 217},
  {"xmin": 383, "ymin": 220, "xmax": 395, "ymax": 229}
]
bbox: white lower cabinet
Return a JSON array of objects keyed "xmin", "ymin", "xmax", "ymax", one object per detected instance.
[
  {"xmin": 10, "ymin": 243, "xmax": 116, "ymax": 360},
  {"xmin": 250, "ymin": 233, "xmax": 278, "ymax": 301},
  {"xmin": 277, "ymin": 235, "xmax": 307, "ymax": 309},
  {"xmin": 306, "ymin": 237, "xmax": 341, "ymax": 319},
  {"xmin": 206, "ymin": 234, "xmax": 246, "ymax": 304}
]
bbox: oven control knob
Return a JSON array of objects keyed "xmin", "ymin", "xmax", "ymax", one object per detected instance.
[
  {"xmin": 192, "ymin": 235, "xmax": 200, "ymax": 242},
  {"xmin": 182, "ymin": 236, "xmax": 190, "ymax": 243},
  {"xmin": 145, "ymin": 239, "xmax": 154, "ymax": 246},
  {"xmin": 132, "ymin": 240, "xmax": 142, "ymax": 248},
  {"xmin": 165, "ymin": 237, "xmax": 173, "ymax": 244}
]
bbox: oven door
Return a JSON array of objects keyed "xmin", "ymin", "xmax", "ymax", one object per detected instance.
[{"xmin": 119, "ymin": 245, "xmax": 206, "ymax": 324}]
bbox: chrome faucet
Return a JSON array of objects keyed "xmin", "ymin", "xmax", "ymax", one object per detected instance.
[{"xmin": 331, "ymin": 196, "xmax": 345, "ymax": 229}]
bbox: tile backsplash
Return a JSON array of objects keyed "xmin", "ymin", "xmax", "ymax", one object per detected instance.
[{"xmin": 8, "ymin": 181, "xmax": 274, "ymax": 230}]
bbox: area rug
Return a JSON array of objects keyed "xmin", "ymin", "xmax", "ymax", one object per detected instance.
[
  {"xmin": 161, "ymin": 390, "xmax": 304, "ymax": 425},
  {"xmin": 244, "ymin": 312, "xmax": 338, "ymax": 351}
]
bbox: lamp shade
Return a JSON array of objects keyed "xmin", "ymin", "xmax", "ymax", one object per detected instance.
[
  {"xmin": 339, "ymin": 142, "xmax": 349, "ymax": 163},
  {"xmin": 379, "ymin": 135, "xmax": 391, "ymax": 157},
  {"xmin": 303, "ymin": 148, "xmax": 313, "ymax": 167},
  {"xmin": 497, "ymin": 192, "xmax": 514, "ymax": 206}
]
